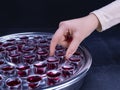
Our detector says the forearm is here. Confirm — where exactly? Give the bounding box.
[92,0,120,32]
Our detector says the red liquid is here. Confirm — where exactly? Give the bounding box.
[2,65,15,76]
[47,56,59,70]
[34,62,47,74]
[47,70,61,85]
[2,66,14,71]
[55,51,65,64]
[0,42,3,46]
[16,40,26,51]
[47,56,58,62]
[20,36,29,41]
[69,55,81,68]
[27,75,41,89]
[6,46,17,51]
[47,71,61,77]
[36,49,48,60]
[9,52,21,64]
[6,78,21,86]
[34,62,47,68]
[0,47,6,57]
[0,60,5,65]
[38,44,49,50]
[22,45,35,53]
[69,56,81,62]
[62,65,74,78]
[3,42,14,47]
[27,75,41,82]
[39,39,47,44]
[7,39,16,43]
[27,39,37,46]
[62,65,74,70]
[19,36,29,45]
[34,36,42,40]
[16,65,30,70]
[0,47,5,52]
[16,65,30,77]
[23,53,36,64]
[74,51,81,55]
[56,51,65,56]
[35,68,45,74]
[37,49,47,55]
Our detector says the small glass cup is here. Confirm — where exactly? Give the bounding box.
[39,39,47,44]
[34,36,42,43]
[47,70,61,85]
[27,74,42,89]
[47,56,59,70]
[23,53,36,65]
[1,64,16,77]
[36,49,48,61]
[55,50,65,64]
[8,52,21,64]
[61,64,74,78]
[74,49,84,59]
[16,63,30,79]
[33,61,47,75]
[5,77,22,90]
[7,39,16,44]
[6,45,18,55]
[68,55,81,68]
[16,40,26,52]
[20,36,29,43]
[22,45,35,53]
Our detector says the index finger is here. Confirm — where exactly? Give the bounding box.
[49,27,64,56]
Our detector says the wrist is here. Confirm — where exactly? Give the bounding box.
[87,13,101,30]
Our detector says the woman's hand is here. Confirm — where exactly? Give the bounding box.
[50,14,100,59]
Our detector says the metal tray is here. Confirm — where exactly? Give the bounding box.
[0,32,92,90]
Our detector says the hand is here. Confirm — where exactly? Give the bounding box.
[50,14,100,59]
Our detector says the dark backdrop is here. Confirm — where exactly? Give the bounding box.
[0,0,114,28]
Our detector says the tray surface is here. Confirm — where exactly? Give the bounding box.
[0,32,92,90]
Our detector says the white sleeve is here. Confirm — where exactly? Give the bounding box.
[91,0,120,32]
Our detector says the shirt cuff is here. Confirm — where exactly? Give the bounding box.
[91,10,107,32]
[91,0,120,32]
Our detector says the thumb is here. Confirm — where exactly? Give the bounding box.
[65,37,82,59]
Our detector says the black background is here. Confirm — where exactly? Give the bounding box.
[0,0,114,29]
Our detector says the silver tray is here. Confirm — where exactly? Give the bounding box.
[0,32,92,90]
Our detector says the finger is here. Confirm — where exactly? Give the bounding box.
[49,27,65,56]
[58,35,69,48]
[65,36,83,59]
[58,40,69,48]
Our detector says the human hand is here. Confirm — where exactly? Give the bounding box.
[50,14,100,59]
